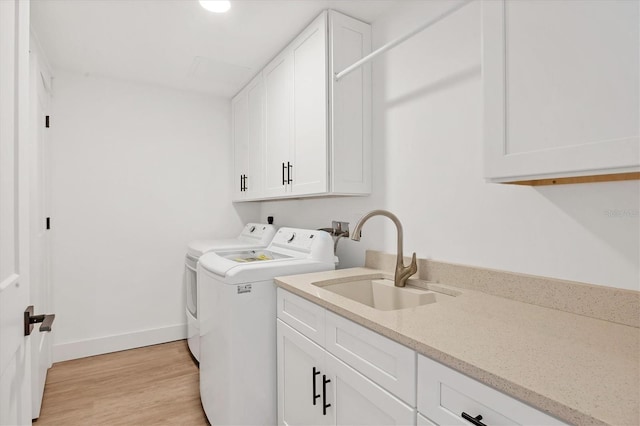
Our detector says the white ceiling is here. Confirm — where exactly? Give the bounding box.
[31,0,399,97]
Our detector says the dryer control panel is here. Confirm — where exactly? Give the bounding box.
[239,223,277,244]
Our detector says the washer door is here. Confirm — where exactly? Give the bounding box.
[185,256,198,317]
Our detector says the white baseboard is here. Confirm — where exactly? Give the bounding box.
[52,324,187,363]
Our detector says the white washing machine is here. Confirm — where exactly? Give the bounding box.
[198,227,336,426]
[184,223,277,362]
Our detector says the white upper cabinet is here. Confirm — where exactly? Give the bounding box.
[234,10,371,201]
[232,74,264,200]
[483,0,639,183]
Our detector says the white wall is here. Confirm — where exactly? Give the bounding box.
[50,71,259,361]
[261,1,640,291]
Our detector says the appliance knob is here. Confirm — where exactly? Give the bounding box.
[287,232,296,243]
[250,226,256,233]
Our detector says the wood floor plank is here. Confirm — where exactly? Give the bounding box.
[36,340,209,425]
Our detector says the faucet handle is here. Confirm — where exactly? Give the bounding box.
[408,252,417,273]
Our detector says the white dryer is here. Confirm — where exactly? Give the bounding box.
[184,223,277,362]
[198,227,336,426]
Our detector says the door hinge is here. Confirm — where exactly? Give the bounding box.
[45,115,50,128]
[46,217,50,230]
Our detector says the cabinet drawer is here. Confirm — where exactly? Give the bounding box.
[325,310,416,406]
[417,355,567,426]
[277,288,325,346]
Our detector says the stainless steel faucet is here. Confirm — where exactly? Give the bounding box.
[351,209,417,287]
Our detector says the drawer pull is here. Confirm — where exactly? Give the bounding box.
[462,412,487,426]
[312,367,321,405]
[322,375,331,415]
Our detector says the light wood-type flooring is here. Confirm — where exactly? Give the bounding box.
[36,340,209,425]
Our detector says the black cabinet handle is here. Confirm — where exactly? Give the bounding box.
[462,412,486,426]
[282,162,286,185]
[287,162,293,184]
[312,367,321,405]
[322,375,331,415]
[243,174,248,191]
[240,174,243,192]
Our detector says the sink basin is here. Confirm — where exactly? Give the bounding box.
[316,278,439,311]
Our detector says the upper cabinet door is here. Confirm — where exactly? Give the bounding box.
[329,10,372,194]
[246,75,265,198]
[264,51,294,197]
[483,0,639,182]
[231,88,249,201]
[290,12,329,196]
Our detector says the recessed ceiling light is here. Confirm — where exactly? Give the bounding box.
[199,0,231,13]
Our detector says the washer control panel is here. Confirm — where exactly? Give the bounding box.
[271,228,323,252]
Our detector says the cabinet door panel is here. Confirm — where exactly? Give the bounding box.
[264,53,293,196]
[329,10,372,194]
[277,320,329,426]
[326,353,416,426]
[246,75,264,198]
[231,90,248,201]
[291,12,328,196]
[483,0,639,181]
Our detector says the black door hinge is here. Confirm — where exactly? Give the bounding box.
[45,116,50,128]
[46,217,50,230]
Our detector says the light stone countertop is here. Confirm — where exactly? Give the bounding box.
[275,267,640,426]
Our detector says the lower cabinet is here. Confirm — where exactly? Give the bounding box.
[277,320,415,426]
[277,288,569,426]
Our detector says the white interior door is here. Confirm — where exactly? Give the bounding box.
[0,0,32,424]
[29,40,53,420]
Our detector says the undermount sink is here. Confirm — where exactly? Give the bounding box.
[314,277,446,311]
